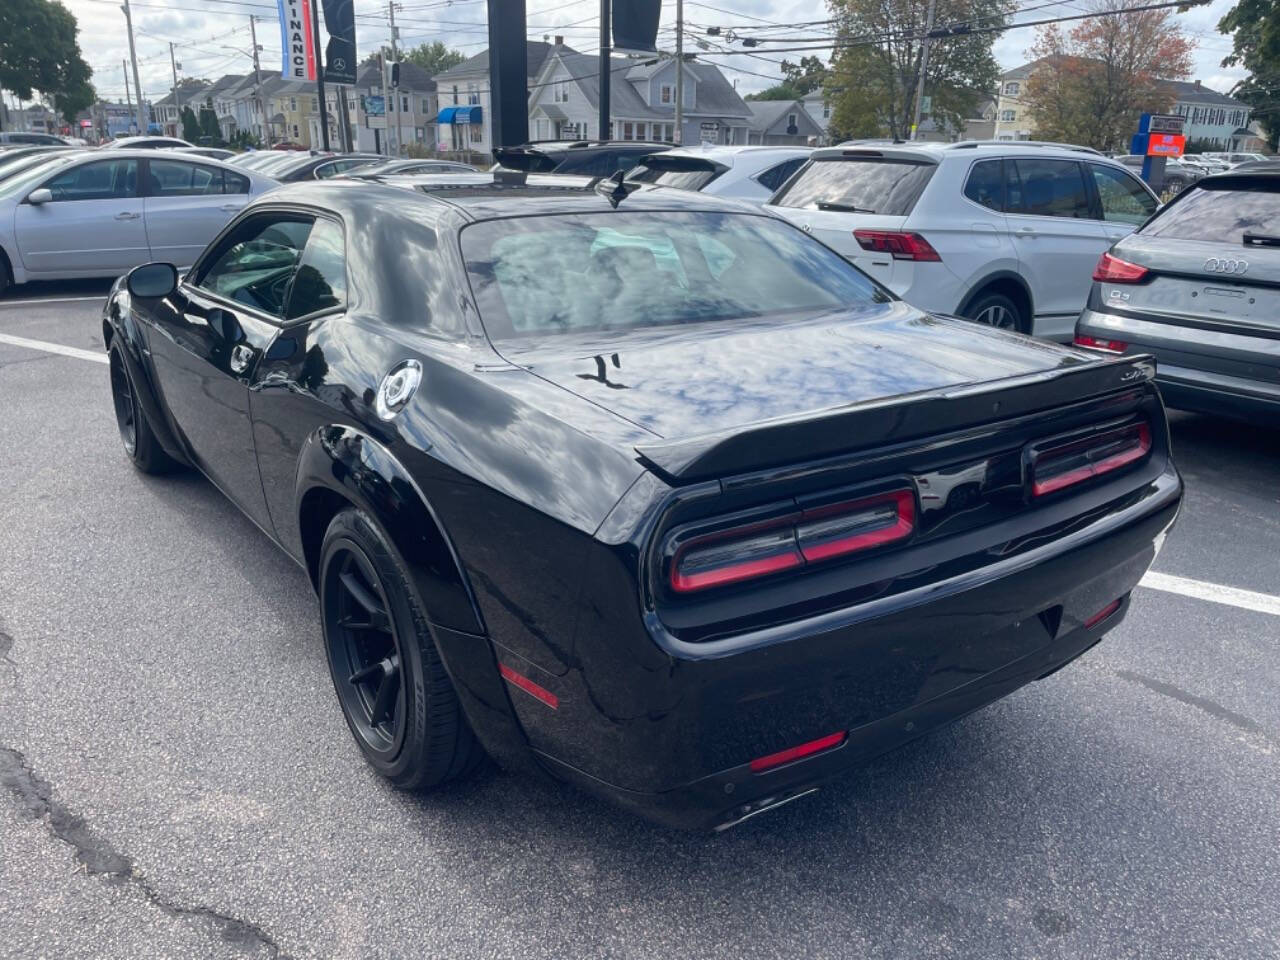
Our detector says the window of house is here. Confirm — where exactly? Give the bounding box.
[787,113,797,129]
[292,124,299,138]
[467,84,479,105]
[471,123,481,143]
[422,98,430,113]
[289,97,297,111]
[1004,81,1020,95]
[402,95,410,112]
[622,121,634,141]
[660,84,673,104]
[1001,109,1015,122]
[310,97,317,111]
[452,84,459,105]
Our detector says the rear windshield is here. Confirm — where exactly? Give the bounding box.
[1141,180,1280,244]
[771,156,935,214]
[627,160,723,191]
[461,211,889,340]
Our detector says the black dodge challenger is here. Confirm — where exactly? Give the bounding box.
[103,173,1182,829]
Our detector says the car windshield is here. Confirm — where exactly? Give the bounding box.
[1141,181,1280,244]
[461,211,889,340]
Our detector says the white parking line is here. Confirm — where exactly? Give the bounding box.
[1139,571,1280,618]
[0,296,106,307]
[0,332,107,364]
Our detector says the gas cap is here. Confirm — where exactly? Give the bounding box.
[375,360,422,421]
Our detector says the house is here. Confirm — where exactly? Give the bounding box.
[526,45,753,146]
[433,40,567,154]
[960,97,997,141]
[1162,80,1255,150]
[153,78,211,137]
[744,99,824,145]
[802,87,832,143]
[265,78,320,146]
[323,60,438,154]
[993,63,1037,141]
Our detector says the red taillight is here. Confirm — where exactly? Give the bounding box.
[1030,422,1152,497]
[1074,334,1129,353]
[1092,251,1148,283]
[669,488,915,594]
[853,229,941,261]
[749,731,846,773]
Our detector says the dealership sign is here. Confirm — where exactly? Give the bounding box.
[1146,133,1186,157]
[278,0,318,81]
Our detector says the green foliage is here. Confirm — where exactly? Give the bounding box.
[230,129,261,149]
[746,57,827,101]
[0,0,94,121]
[181,106,201,143]
[1220,0,1280,150]
[198,105,221,144]
[827,0,1012,140]
[362,41,465,76]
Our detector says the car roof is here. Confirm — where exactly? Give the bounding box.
[503,139,670,155]
[249,172,765,222]
[644,144,812,164]
[814,140,1105,163]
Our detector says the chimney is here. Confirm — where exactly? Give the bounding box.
[554,35,564,46]
[1194,79,1201,89]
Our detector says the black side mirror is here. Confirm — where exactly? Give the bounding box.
[126,262,178,299]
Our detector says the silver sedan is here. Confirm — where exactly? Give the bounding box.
[0,149,276,295]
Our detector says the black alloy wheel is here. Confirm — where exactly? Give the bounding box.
[110,350,138,457]
[323,544,407,760]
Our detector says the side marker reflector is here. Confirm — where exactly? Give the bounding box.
[1084,598,1123,629]
[499,663,559,710]
[749,731,847,773]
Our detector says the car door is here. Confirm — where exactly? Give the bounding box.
[1005,157,1110,338]
[144,212,315,529]
[12,157,147,275]
[142,158,252,267]
[1087,162,1159,245]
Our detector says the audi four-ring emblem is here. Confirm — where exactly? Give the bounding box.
[1203,257,1249,275]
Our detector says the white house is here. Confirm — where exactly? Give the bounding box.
[744,99,824,145]
[802,87,832,143]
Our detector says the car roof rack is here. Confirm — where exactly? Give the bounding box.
[947,140,1102,155]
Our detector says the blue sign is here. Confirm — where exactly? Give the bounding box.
[363,95,385,117]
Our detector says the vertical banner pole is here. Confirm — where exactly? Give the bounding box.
[310,0,331,149]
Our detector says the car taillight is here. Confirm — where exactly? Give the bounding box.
[1073,334,1129,353]
[1029,422,1152,497]
[853,229,941,261]
[669,488,916,594]
[1092,251,1148,283]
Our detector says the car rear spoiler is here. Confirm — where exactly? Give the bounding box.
[492,146,558,173]
[634,354,1156,483]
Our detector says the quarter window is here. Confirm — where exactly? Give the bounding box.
[286,218,346,319]
[963,159,1004,211]
[196,215,314,318]
[1089,164,1157,226]
[755,157,805,192]
[1009,158,1092,219]
[147,159,233,196]
[41,159,138,201]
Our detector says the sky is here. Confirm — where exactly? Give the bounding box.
[40,0,1248,109]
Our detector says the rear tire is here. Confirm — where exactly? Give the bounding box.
[109,346,178,474]
[963,291,1025,333]
[0,249,11,299]
[319,507,486,790]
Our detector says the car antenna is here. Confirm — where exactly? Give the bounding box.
[595,170,640,209]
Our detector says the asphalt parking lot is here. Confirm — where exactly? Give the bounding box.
[1,282,1278,960]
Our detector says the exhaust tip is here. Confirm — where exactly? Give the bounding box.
[713,787,820,832]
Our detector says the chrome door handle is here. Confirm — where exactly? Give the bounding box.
[218,203,240,212]
[1015,226,1035,236]
[115,211,141,220]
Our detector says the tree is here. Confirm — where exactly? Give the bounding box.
[1021,0,1193,151]
[198,104,221,144]
[181,106,201,143]
[746,56,828,101]
[1220,0,1280,150]
[0,0,94,122]
[826,0,1013,141]
[362,41,465,75]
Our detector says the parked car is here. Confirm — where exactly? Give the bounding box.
[1204,151,1269,168]
[172,146,236,161]
[767,141,1160,340]
[344,158,479,179]
[1075,168,1280,422]
[1114,155,1202,194]
[626,145,811,203]
[494,139,670,176]
[0,132,71,146]
[226,150,301,171]
[0,150,276,295]
[101,135,196,150]
[0,146,79,185]
[101,174,1181,829]
[269,152,383,181]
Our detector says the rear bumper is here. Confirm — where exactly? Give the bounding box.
[1077,307,1280,421]
[508,467,1181,830]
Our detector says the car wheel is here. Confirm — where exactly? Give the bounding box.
[109,346,178,474]
[319,507,486,790]
[964,291,1024,333]
[0,252,11,299]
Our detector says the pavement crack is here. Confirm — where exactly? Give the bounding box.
[0,745,291,958]
[1116,670,1275,744]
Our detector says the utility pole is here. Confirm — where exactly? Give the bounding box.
[122,61,134,133]
[598,0,610,139]
[249,16,271,146]
[910,0,938,141]
[388,1,401,155]
[169,42,181,137]
[674,0,683,144]
[309,0,331,150]
[122,0,146,135]
[379,51,391,156]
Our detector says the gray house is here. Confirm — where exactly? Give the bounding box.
[745,99,824,145]
[528,48,752,146]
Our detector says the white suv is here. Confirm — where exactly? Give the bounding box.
[627,145,812,204]
[767,141,1160,339]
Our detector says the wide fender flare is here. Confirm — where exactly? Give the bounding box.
[955,268,1035,319]
[294,425,485,637]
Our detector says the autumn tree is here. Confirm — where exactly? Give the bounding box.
[1219,0,1280,150]
[827,0,1013,140]
[1021,0,1193,151]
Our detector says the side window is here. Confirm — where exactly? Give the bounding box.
[963,159,1004,211]
[224,170,250,195]
[1090,164,1157,226]
[285,218,346,319]
[42,159,138,201]
[148,159,222,196]
[755,157,805,193]
[196,216,314,317]
[1010,158,1092,219]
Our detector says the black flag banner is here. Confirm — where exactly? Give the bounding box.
[322,0,357,84]
[612,0,661,53]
